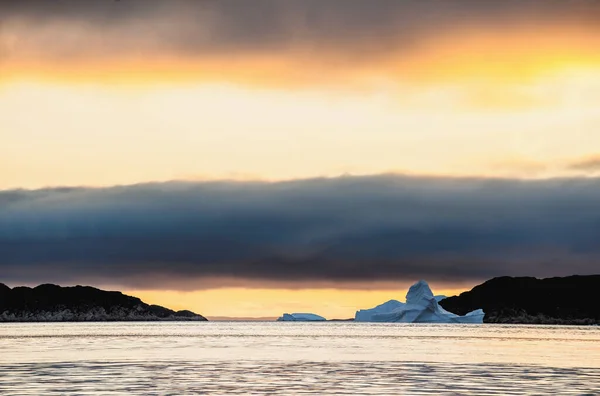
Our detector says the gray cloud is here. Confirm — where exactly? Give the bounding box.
[569,156,600,173]
[2,0,599,62]
[1,175,599,289]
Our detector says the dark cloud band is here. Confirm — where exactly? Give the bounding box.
[1,175,599,288]
[2,0,599,62]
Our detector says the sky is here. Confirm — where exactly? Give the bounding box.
[1,0,600,318]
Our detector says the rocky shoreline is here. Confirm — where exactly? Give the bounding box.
[0,283,207,322]
[439,275,600,325]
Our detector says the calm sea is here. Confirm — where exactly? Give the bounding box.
[0,322,599,395]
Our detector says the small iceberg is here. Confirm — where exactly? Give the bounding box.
[354,280,484,323]
[277,313,327,321]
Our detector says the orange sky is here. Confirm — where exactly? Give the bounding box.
[3,23,600,190]
[3,25,600,86]
[126,285,469,320]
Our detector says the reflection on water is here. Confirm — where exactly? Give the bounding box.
[0,323,599,395]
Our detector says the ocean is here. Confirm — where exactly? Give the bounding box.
[1,322,599,395]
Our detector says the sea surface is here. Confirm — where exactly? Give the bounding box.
[0,322,599,395]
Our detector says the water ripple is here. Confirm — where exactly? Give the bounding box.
[1,323,599,394]
[0,360,598,395]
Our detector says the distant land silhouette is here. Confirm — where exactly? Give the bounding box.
[440,275,600,325]
[2,276,599,324]
[0,283,207,322]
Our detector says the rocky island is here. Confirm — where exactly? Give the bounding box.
[439,275,600,325]
[0,283,207,322]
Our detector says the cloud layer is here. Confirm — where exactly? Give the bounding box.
[2,0,600,86]
[1,175,599,289]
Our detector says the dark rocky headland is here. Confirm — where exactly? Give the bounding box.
[0,283,207,322]
[440,275,600,325]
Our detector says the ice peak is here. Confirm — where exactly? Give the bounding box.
[405,280,435,306]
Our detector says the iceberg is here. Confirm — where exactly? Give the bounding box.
[355,300,405,322]
[277,313,326,321]
[354,280,484,323]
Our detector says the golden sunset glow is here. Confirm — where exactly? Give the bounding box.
[126,286,468,319]
[2,66,600,190]
[3,23,600,190]
[3,26,600,86]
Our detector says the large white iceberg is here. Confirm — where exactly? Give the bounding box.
[355,300,405,322]
[354,280,484,323]
[277,313,326,321]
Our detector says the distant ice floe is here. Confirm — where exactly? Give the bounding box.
[277,313,327,321]
[354,280,484,323]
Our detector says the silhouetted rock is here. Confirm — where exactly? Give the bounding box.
[0,283,207,322]
[439,276,600,325]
